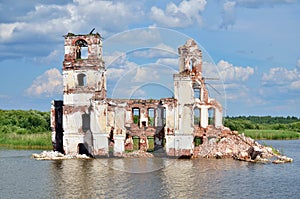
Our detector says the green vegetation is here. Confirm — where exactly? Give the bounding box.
[148,116,154,126]
[261,142,281,155]
[133,115,139,124]
[224,116,300,140]
[0,109,52,149]
[1,109,299,149]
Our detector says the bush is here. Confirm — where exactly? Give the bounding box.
[0,110,50,134]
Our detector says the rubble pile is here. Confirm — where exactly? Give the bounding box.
[123,150,154,158]
[195,126,293,164]
[32,151,91,160]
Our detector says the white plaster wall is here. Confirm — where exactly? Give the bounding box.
[125,110,132,125]
[166,105,175,129]
[86,70,100,87]
[96,104,107,133]
[200,107,208,128]
[65,46,72,55]
[181,106,193,134]
[63,71,76,89]
[139,109,147,126]
[64,93,93,105]
[165,135,194,155]
[90,106,99,133]
[63,134,84,154]
[115,107,126,135]
[63,70,102,92]
[215,109,223,128]
[92,134,108,156]
[63,111,83,135]
[114,135,125,155]
[174,76,193,103]
[107,111,115,129]
[174,76,194,135]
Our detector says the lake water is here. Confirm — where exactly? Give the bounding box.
[0,140,299,199]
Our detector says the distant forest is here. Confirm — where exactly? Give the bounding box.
[0,110,50,134]
[223,115,300,132]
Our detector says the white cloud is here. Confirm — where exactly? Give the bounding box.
[111,85,147,99]
[219,0,297,29]
[204,60,255,82]
[33,49,62,65]
[291,80,300,89]
[25,68,62,97]
[150,0,207,28]
[262,67,300,87]
[0,22,25,42]
[104,51,139,80]
[156,58,179,69]
[220,1,236,29]
[132,43,177,59]
[133,67,159,82]
[0,1,144,44]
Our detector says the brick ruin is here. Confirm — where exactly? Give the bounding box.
[51,32,223,157]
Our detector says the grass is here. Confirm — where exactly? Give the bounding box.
[261,142,282,155]
[0,132,52,149]
[244,129,300,140]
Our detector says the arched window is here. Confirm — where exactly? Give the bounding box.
[75,39,88,59]
[78,73,86,86]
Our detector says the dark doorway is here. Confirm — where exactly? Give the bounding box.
[78,143,91,156]
[53,100,64,154]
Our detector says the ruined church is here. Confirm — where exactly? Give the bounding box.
[51,32,223,157]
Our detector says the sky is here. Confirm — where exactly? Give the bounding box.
[0,0,300,117]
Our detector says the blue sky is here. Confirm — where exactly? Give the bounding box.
[0,0,300,117]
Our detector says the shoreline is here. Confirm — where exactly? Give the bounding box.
[1,137,299,150]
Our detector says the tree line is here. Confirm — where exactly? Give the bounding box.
[0,109,50,135]
[223,116,300,132]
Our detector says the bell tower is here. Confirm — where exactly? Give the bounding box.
[62,32,106,155]
[62,32,106,104]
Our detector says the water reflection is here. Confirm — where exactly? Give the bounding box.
[47,157,253,198]
[99,158,174,173]
[2,140,297,199]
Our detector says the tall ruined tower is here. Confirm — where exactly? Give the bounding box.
[62,32,106,155]
[165,39,222,157]
[174,39,222,130]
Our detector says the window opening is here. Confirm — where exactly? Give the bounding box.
[82,113,90,132]
[162,107,166,125]
[189,59,193,70]
[148,108,155,126]
[194,108,200,126]
[78,73,86,86]
[75,39,88,59]
[132,108,140,126]
[194,88,200,99]
[81,46,88,59]
[208,108,215,126]
[193,83,201,99]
